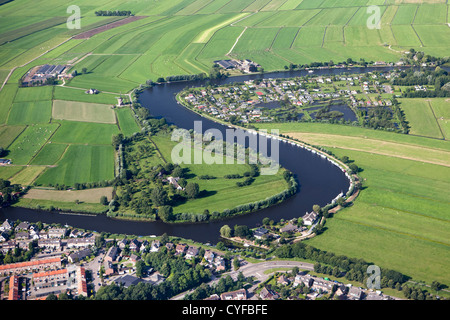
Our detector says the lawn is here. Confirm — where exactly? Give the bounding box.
[7,100,53,125]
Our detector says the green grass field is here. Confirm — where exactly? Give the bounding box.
[50,120,119,145]
[6,123,59,165]
[0,0,449,291]
[151,132,290,214]
[254,121,450,286]
[34,144,115,187]
[52,100,116,124]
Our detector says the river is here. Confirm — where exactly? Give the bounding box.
[0,66,412,244]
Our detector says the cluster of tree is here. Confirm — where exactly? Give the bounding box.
[184,273,248,300]
[286,58,372,71]
[391,98,410,133]
[209,64,229,80]
[360,105,397,131]
[94,10,132,16]
[314,105,344,120]
[198,175,216,180]
[401,284,440,300]
[274,242,407,290]
[94,248,211,300]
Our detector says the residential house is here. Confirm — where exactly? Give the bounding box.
[38,238,61,250]
[311,278,335,293]
[204,250,214,264]
[150,240,160,252]
[15,221,30,232]
[277,275,290,285]
[105,246,119,263]
[214,256,226,272]
[175,244,187,255]
[130,253,140,263]
[15,231,29,241]
[118,238,128,250]
[294,274,314,288]
[0,232,8,242]
[66,237,95,249]
[259,287,278,300]
[139,240,149,252]
[335,284,348,297]
[0,219,13,232]
[129,239,140,252]
[0,240,16,253]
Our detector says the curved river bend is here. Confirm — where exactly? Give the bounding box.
[0,67,402,244]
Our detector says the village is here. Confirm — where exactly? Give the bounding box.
[179,69,416,126]
[0,217,398,301]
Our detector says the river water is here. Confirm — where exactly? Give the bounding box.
[0,66,410,244]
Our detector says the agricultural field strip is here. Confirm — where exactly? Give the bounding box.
[284,132,450,167]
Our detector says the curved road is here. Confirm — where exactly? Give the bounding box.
[171,260,314,300]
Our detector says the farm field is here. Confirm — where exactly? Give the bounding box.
[34,144,115,187]
[150,132,290,214]
[115,107,140,137]
[52,100,116,124]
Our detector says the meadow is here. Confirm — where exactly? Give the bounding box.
[52,100,116,124]
[34,144,115,187]
[0,0,449,289]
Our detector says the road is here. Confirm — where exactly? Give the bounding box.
[171,260,314,300]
